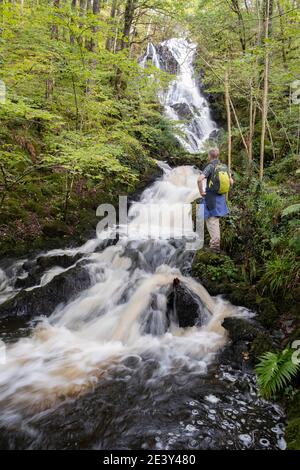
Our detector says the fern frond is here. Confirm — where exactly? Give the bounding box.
[255,348,300,399]
[282,203,300,218]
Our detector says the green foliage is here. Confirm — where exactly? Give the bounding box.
[0,0,186,252]
[282,203,300,218]
[261,253,299,295]
[256,348,300,400]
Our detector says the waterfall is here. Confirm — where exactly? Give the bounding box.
[141,38,217,153]
[0,40,285,449]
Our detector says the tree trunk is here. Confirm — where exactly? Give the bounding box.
[90,0,100,52]
[106,0,118,51]
[248,79,256,169]
[51,0,60,40]
[70,0,77,45]
[277,0,288,69]
[78,0,87,47]
[259,0,272,182]
[121,0,138,50]
[230,0,247,52]
[225,70,232,173]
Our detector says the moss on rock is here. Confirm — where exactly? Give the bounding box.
[286,417,300,450]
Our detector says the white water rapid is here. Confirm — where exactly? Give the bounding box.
[0,165,240,416]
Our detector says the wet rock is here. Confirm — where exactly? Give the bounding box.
[255,296,279,328]
[0,265,91,320]
[15,253,83,289]
[156,44,179,74]
[220,317,273,369]
[171,102,193,120]
[36,253,82,271]
[167,279,200,328]
[209,129,220,140]
[15,273,38,289]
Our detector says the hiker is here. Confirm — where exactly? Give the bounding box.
[197,148,233,253]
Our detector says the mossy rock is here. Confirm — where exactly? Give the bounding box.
[192,249,240,291]
[287,391,300,415]
[220,317,273,368]
[285,391,300,450]
[226,283,257,310]
[250,332,274,362]
[42,220,70,238]
[255,296,279,328]
[286,417,300,450]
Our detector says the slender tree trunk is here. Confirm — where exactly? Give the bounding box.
[90,0,100,52]
[248,80,254,166]
[259,0,271,181]
[70,0,77,45]
[106,0,118,51]
[225,69,232,172]
[277,0,288,69]
[51,0,60,40]
[86,0,101,93]
[230,97,249,155]
[78,0,87,47]
[121,0,138,50]
[230,0,247,52]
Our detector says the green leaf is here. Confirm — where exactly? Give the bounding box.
[256,348,300,399]
[282,204,300,218]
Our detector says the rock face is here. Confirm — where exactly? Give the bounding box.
[15,254,82,289]
[156,43,179,74]
[0,264,91,320]
[167,279,201,328]
[171,103,194,121]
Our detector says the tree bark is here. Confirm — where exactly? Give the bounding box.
[259,0,272,181]
[90,0,100,52]
[225,69,232,173]
[70,0,77,45]
[106,0,118,51]
[51,0,60,40]
[230,0,247,52]
[121,0,138,50]
[277,0,288,69]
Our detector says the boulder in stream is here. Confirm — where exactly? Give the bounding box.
[167,279,201,328]
[0,264,91,320]
[220,317,274,369]
[15,253,83,289]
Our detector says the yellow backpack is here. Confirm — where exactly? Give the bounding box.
[208,163,230,195]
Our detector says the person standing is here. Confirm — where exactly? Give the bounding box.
[197,148,233,253]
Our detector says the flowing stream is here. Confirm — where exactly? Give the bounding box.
[0,39,285,450]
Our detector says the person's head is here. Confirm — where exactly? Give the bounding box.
[208,148,220,161]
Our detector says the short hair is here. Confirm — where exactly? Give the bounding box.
[209,148,220,159]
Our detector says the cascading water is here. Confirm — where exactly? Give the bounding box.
[0,165,285,450]
[0,40,285,450]
[141,38,218,152]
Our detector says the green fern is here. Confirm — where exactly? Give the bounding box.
[256,348,300,399]
[282,203,300,218]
